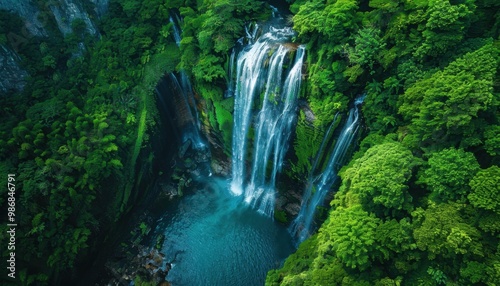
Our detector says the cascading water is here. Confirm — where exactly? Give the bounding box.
[169,13,182,46]
[168,10,206,150]
[225,23,259,99]
[224,48,236,98]
[162,73,206,149]
[290,97,364,243]
[155,11,299,286]
[230,23,305,217]
[151,11,296,286]
[245,23,259,44]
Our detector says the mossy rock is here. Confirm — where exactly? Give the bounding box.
[274,209,288,224]
[155,234,165,250]
[213,100,234,148]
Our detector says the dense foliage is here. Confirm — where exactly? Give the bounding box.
[0,0,270,284]
[1,0,499,285]
[174,0,270,153]
[1,0,179,284]
[267,0,500,285]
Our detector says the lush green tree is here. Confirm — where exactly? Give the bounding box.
[468,166,500,214]
[375,218,415,261]
[413,203,482,260]
[318,205,381,270]
[414,0,475,58]
[291,0,326,37]
[484,125,500,157]
[0,0,179,283]
[268,0,500,285]
[192,54,226,82]
[362,77,401,132]
[399,42,499,148]
[178,0,267,82]
[266,234,319,286]
[338,142,416,215]
[418,148,479,202]
[460,260,488,285]
[306,256,347,286]
[345,27,386,70]
[315,0,359,42]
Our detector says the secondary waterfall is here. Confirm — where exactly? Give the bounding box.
[169,12,182,46]
[230,23,305,217]
[290,98,364,243]
[168,10,206,150]
[224,47,236,98]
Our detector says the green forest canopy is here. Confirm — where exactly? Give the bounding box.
[267,0,500,285]
[0,0,499,285]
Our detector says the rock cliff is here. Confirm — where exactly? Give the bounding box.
[0,0,108,93]
[0,45,28,92]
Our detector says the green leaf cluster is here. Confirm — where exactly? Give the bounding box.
[268,0,500,284]
[0,0,179,283]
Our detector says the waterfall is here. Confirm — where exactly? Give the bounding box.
[225,48,236,98]
[226,23,259,99]
[245,23,259,44]
[169,12,182,46]
[290,98,364,243]
[230,22,305,217]
[167,10,206,150]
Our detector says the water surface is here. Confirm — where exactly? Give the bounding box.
[157,177,295,286]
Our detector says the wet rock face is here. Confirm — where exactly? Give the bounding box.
[0,0,106,37]
[0,45,28,93]
[48,0,98,36]
[105,242,171,285]
[89,0,108,19]
[210,159,230,177]
[298,99,316,123]
[0,0,109,93]
[0,0,48,37]
[275,187,303,218]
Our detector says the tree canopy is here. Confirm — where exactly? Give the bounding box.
[267,0,500,285]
